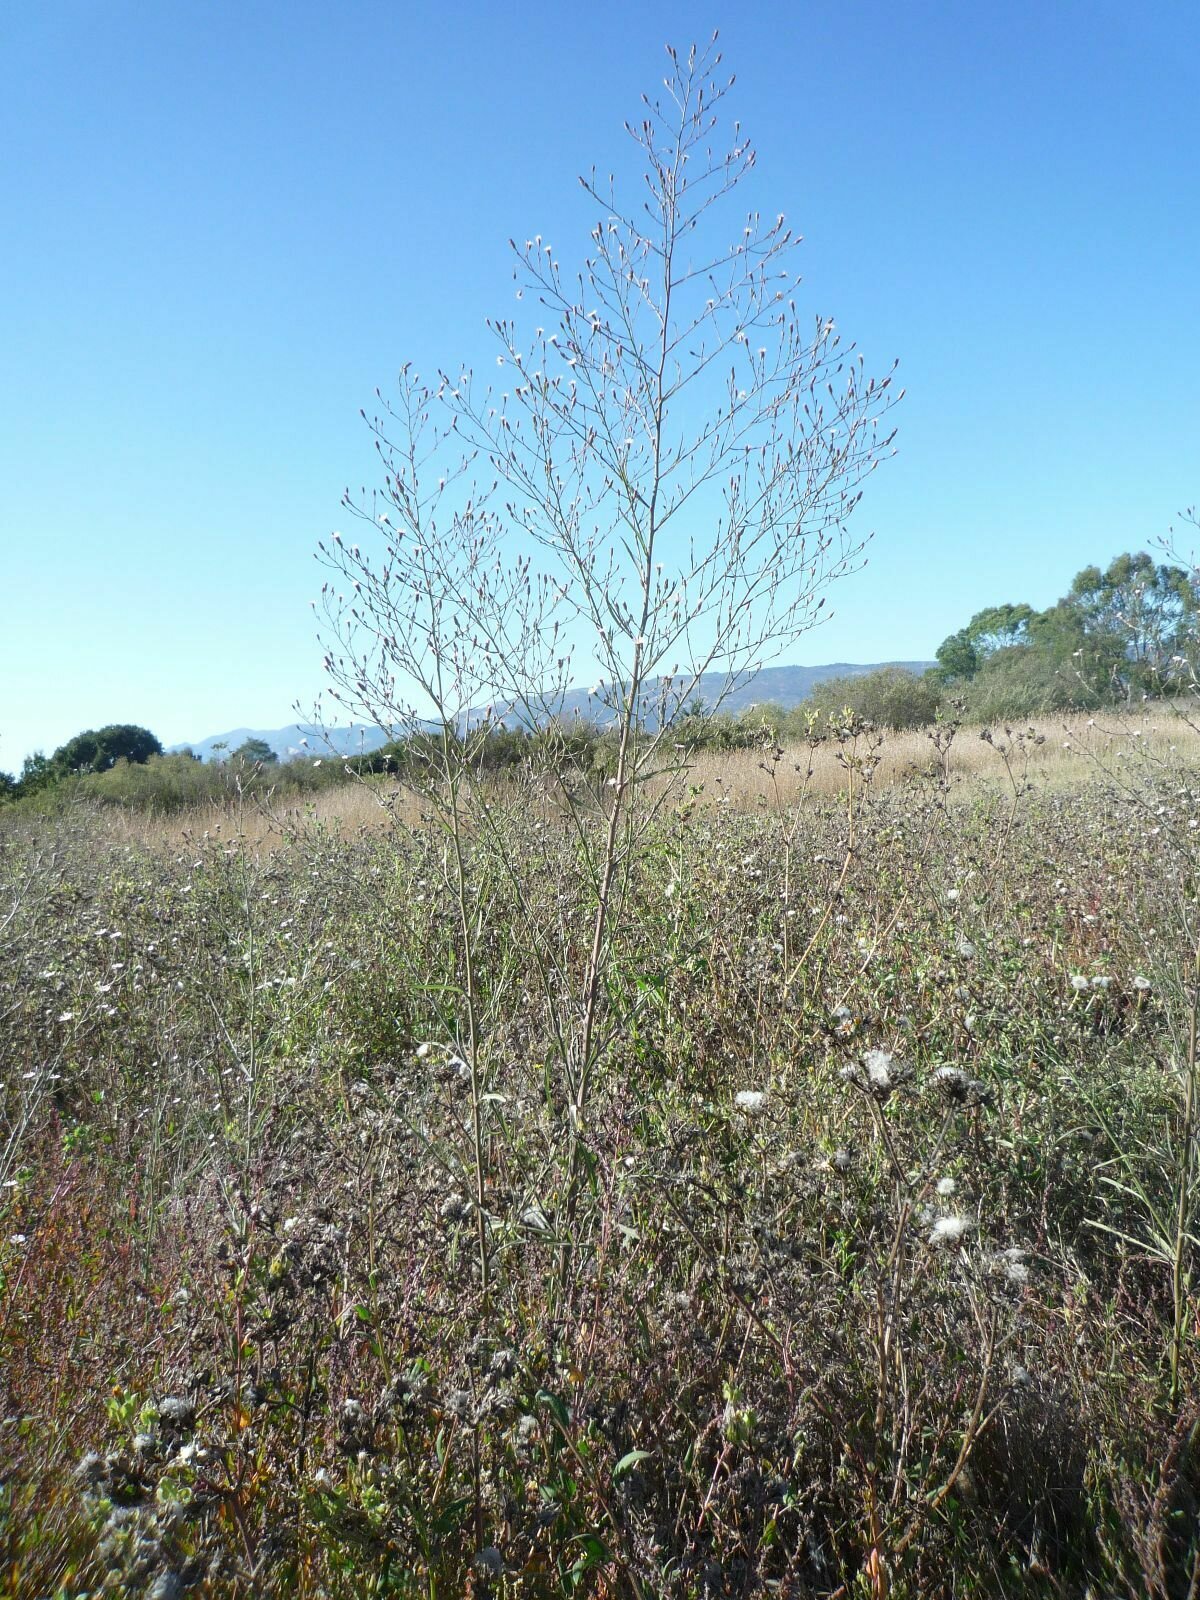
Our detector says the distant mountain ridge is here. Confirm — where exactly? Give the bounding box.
[172,662,932,762]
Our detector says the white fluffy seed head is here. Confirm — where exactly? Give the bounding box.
[735,1089,767,1114]
[930,1214,972,1246]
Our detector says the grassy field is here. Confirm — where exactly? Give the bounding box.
[84,703,1200,853]
[3,713,1200,1597]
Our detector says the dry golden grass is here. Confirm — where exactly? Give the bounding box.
[95,775,423,854]
[94,704,1200,853]
[685,704,1200,808]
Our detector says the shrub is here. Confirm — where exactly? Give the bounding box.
[961,644,1103,721]
[798,665,944,729]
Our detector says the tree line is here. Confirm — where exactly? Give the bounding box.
[0,727,278,806]
[4,547,1197,807]
[801,548,1200,732]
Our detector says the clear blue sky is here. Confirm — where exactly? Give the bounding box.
[3,0,1197,769]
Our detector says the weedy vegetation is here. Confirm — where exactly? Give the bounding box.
[5,714,1200,1598]
[4,38,1200,1600]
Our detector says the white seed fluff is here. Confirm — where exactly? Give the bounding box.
[735,1090,767,1114]
[930,1214,972,1246]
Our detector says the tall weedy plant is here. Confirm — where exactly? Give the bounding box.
[317,36,900,1262]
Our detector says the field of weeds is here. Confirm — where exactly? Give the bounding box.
[3,725,1200,1598]
[82,706,1200,857]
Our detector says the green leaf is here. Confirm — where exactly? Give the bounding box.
[537,1388,571,1432]
[431,1495,472,1536]
[613,1448,651,1480]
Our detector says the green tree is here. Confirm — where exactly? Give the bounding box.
[17,752,55,794]
[932,552,1199,714]
[933,603,1035,683]
[51,724,162,775]
[933,628,979,684]
[964,601,1121,717]
[965,602,1036,656]
[1067,552,1199,697]
[231,737,278,765]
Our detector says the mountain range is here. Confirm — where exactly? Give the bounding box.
[172,661,933,762]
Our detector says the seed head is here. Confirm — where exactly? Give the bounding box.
[932,1066,990,1106]
[988,1246,1030,1286]
[930,1214,972,1246]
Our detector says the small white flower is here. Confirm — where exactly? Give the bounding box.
[735,1090,767,1114]
[930,1214,972,1246]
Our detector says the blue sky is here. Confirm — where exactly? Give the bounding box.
[2,0,1197,769]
